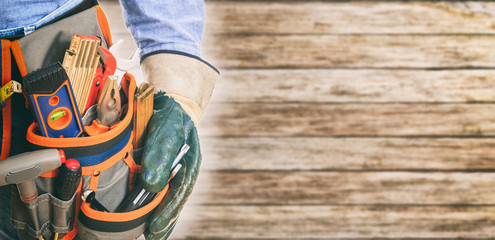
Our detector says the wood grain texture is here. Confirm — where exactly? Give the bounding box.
[191,171,495,205]
[172,205,495,239]
[206,1,495,34]
[200,137,495,170]
[200,103,495,137]
[102,2,495,69]
[214,69,495,103]
[203,35,495,68]
[100,1,495,239]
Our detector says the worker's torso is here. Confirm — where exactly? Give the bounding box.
[0,0,82,38]
[0,0,75,157]
[0,0,95,158]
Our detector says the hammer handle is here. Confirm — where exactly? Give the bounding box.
[0,149,65,186]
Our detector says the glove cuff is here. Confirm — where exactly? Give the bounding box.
[165,93,202,125]
[141,53,219,123]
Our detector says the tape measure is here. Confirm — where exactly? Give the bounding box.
[0,80,22,103]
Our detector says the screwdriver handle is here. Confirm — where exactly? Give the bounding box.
[114,183,157,213]
[55,159,82,200]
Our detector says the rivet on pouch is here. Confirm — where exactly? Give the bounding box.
[93,170,101,176]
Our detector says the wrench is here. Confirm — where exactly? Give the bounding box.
[108,39,140,86]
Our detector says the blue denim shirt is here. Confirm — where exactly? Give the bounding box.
[0,0,205,58]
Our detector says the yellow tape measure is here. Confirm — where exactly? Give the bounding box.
[0,80,22,103]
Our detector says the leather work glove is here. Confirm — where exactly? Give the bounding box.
[139,53,218,240]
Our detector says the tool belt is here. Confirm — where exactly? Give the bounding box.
[1,2,166,240]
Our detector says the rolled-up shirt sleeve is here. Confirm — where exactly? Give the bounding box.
[119,0,205,60]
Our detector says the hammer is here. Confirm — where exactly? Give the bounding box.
[0,149,66,239]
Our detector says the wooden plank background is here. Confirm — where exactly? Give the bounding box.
[101,1,495,239]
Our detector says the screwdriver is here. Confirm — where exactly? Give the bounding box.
[54,159,82,240]
[55,159,82,200]
[81,189,110,212]
[115,144,189,212]
[114,163,182,213]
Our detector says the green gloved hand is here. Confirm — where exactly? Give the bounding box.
[141,94,200,239]
[140,53,218,240]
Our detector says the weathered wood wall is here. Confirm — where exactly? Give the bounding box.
[101,1,495,239]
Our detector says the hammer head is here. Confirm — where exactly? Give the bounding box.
[0,149,65,186]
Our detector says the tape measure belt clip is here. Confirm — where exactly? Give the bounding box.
[0,80,22,103]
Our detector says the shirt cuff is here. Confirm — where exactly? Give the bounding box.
[141,50,219,74]
[139,42,201,61]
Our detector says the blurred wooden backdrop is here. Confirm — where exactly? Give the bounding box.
[101,1,495,239]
